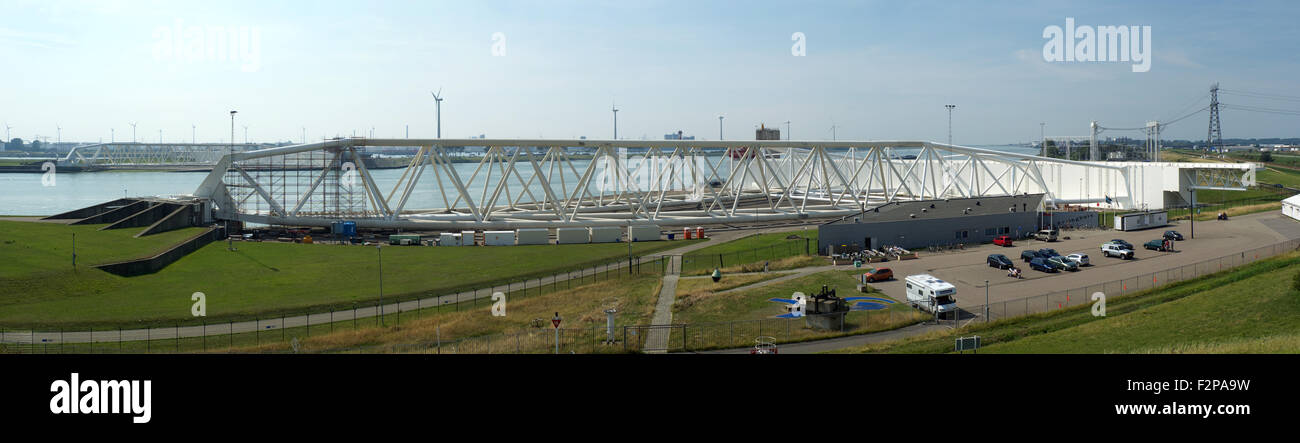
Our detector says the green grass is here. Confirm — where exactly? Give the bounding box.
[681,228,817,273]
[0,219,696,328]
[836,250,1300,354]
[1259,167,1300,188]
[669,269,925,350]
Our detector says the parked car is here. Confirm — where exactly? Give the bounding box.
[1029,257,1057,272]
[987,254,1014,269]
[862,267,894,283]
[1108,239,1134,250]
[1038,248,1062,259]
[1101,243,1134,259]
[1021,250,1042,262]
[1034,229,1059,242]
[1163,230,1184,241]
[1143,239,1168,251]
[1048,256,1078,271]
[1066,253,1090,266]
[993,235,1014,247]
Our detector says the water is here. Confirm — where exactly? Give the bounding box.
[0,145,1038,216]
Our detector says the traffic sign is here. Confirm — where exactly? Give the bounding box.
[552,312,562,329]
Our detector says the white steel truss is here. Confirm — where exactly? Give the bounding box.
[188,138,1254,230]
[58,142,262,168]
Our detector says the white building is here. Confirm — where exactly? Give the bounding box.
[1283,194,1300,221]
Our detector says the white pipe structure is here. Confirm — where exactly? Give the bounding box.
[188,138,1255,229]
[59,142,263,168]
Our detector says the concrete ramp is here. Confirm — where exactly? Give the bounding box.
[43,198,136,221]
[69,200,152,225]
[100,202,180,231]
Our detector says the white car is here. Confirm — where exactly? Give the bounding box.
[1100,244,1134,259]
[1066,253,1090,266]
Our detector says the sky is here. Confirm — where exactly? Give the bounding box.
[2,0,1299,145]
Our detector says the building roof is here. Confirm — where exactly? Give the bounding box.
[825,194,1046,225]
[1283,194,1300,207]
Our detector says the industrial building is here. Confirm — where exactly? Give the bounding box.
[818,194,1046,253]
[1283,194,1300,222]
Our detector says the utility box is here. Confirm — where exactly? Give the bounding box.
[439,232,462,246]
[461,231,477,246]
[516,228,550,245]
[627,225,661,242]
[484,230,516,246]
[1114,210,1168,231]
[589,226,621,243]
[556,227,590,244]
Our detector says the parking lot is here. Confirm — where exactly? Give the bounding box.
[860,211,1300,310]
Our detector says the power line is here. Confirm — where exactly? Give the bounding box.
[1221,103,1300,116]
[1220,89,1300,102]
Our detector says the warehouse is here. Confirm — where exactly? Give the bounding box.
[818,194,1047,254]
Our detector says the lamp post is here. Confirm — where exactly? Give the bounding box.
[718,115,724,140]
[984,280,990,323]
[945,104,956,148]
[130,122,137,143]
[377,243,384,326]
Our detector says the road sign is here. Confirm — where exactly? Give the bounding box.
[552,312,562,329]
[956,335,981,353]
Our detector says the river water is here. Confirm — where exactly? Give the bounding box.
[0,145,1035,216]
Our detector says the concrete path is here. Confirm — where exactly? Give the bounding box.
[642,274,680,353]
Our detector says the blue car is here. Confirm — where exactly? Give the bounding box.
[1030,257,1057,272]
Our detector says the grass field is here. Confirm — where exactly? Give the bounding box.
[835,250,1300,354]
[669,269,925,350]
[0,219,697,328]
[681,228,817,273]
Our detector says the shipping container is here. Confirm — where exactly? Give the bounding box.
[556,227,590,244]
[462,231,477,246]
[439,232,462,246]
[516,228,550,245]
[389,234,421,245]
[627,225,661,242]
[484,230,516,246]
[590,226,621,243]
[1114,210,1168,231]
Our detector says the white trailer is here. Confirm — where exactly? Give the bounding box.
[483,230,516,246]
[627,225,661,242]
[461,230,477,246]
[904,274,958,318]
[1114,210,1168,231]
[438,232,462,246]
[556,227,590,244]
[589,226,622,243]
[516,228,550,245]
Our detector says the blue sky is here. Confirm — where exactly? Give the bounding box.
[2,0,1298,145]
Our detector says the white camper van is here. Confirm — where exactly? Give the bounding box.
[904,274,958,318]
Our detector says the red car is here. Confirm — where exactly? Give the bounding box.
[863,268,893,283]
[993,235,1014,247]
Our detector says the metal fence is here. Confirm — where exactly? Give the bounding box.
[0,255,668,354]
[679,238,813,274]
[960,238,1300,326]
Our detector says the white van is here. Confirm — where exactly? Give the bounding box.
[904,274,958,318]
[1034,229,1059,242]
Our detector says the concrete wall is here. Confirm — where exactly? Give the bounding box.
[819,211,1039,254]
[95,227,222,277]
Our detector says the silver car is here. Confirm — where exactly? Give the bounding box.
[1066,253,1090,266]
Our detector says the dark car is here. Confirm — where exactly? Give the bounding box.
[987,254,1014,269]
[1163,230,1184,241]
[1143,239,1167,251]
[1029,257,1057,272]
[1110,239,1134,249]
[1021,250,1042,262]
[1038,248,1062,259]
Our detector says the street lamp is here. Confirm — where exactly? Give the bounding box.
[945,104,956,148]
[718,115,724,140]
[130,122,137,143]
[377,243,384,326]
[984,280,990,323]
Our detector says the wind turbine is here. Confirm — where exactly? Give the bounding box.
[430,89,444,138]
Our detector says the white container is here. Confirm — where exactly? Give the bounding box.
[556,227,590,244]
[516,228,550,245]
[439,232,462,246]
[484,230,516,246]
[627,224,660,242]
[589,226,621,243]
[462,230,477,246]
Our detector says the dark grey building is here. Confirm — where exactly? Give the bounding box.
[818,194,1046,254]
